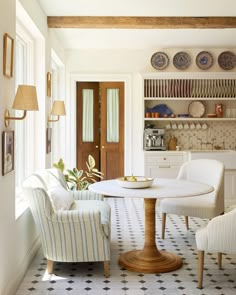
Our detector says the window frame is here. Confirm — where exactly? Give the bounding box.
[15,21,36,216]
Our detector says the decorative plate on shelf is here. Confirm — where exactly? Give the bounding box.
[196,51,214,70]
[173,51,191,70]
[151,52,169,70]
[188,101,205,118]
[218,51,236,70]
[116,176,154,189]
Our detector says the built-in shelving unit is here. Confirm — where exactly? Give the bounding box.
[143,77,236,124]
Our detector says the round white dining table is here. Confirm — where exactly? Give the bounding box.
[89,178,213,274]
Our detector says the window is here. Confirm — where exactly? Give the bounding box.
[15,23,36,214]
[51,51,66,164]
[15,1,46,218]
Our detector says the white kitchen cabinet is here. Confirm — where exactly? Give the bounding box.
[224,170,236,205]
[144,151,188,179]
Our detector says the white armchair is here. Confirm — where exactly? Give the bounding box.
[160,159,224,239]
[196,208,236,289]
[23,168,111,277]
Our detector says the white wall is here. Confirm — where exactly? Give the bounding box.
[0,1,65,295]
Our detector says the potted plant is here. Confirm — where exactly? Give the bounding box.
[53,155,103,190]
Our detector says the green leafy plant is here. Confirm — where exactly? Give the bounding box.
[53,155,103,190]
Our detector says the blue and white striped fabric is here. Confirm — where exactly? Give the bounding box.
[23,169,111,264]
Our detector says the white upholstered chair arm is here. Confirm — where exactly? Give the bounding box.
[71,190,104,201]
[49,209,110,238]
[196,209,236,253]
[50,209,101,223]
[195,227,208,251]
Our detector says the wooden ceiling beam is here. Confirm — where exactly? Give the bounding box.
[47,16,236,29]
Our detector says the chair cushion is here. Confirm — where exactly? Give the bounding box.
[47,186,74,212]
[71,200,110,225]
[160,193,217,219]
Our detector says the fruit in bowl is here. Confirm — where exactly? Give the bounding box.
[122,175,137,181]
[117,176,154,189]
[129,175,137,181]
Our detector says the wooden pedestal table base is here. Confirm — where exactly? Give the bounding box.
[118,198,183,273]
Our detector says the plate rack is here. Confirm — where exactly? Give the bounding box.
[144,78,236,98]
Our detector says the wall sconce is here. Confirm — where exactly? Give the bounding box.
[4,85,39,128]
[48,100,66,123]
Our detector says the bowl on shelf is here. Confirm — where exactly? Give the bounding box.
[207,113,217,118]
[116,176,154,189]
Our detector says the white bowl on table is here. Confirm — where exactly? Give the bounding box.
[116,176,154,189]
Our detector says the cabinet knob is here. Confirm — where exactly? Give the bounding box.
[102,146,105,149]
[163,157,166,160]
[96,145,99,148]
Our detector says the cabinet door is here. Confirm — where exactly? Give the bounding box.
[224,170,236,202]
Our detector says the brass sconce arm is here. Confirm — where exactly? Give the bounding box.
[4,109,27,127]
[48,115,60,122]
[47,100,66,123]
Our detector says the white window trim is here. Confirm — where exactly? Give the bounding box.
[15,0,46,219]
[15,22,36,218]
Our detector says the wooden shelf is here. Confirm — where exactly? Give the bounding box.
[144,97,236,101]
[144,118,236,121]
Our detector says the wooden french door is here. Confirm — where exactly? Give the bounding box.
[76,81,124,180]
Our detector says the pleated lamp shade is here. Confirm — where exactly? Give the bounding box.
[50,101,66,116]
[12,85,39,111]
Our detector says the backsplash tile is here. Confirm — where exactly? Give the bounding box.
[161,121,236,150]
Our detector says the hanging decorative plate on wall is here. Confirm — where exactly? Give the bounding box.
[218,51,236,70]
[151,52,169,70]
[173,51,191,70]
[196,51,214,70]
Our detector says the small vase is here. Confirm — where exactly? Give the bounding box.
[215,103,223,118]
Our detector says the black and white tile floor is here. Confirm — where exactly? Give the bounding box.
[16,198,236,295]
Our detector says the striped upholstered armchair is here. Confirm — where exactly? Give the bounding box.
[23,168,111,277]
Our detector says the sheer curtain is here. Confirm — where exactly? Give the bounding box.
[82,89,94,142]
[107,89,119,142]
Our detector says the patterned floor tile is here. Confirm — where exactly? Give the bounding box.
[16,198,236,295]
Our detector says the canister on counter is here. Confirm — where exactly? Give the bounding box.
[168,135,177,151]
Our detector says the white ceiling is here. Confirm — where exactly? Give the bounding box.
[37,0,236,49]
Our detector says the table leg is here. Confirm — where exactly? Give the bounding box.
[118,198,182,273]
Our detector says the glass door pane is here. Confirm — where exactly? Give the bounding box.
[107,88,119,142]
[82,89,94,142]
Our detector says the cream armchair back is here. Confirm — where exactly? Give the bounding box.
[23,168,111,277]
[160,159,224,239]
[196,208,236,289]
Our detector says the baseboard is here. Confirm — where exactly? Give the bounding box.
[3,237,40,295]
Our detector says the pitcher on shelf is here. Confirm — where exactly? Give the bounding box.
[215,103,223,118]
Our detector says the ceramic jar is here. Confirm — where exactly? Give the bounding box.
[215,103,223,118]
[168,135,177,151]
